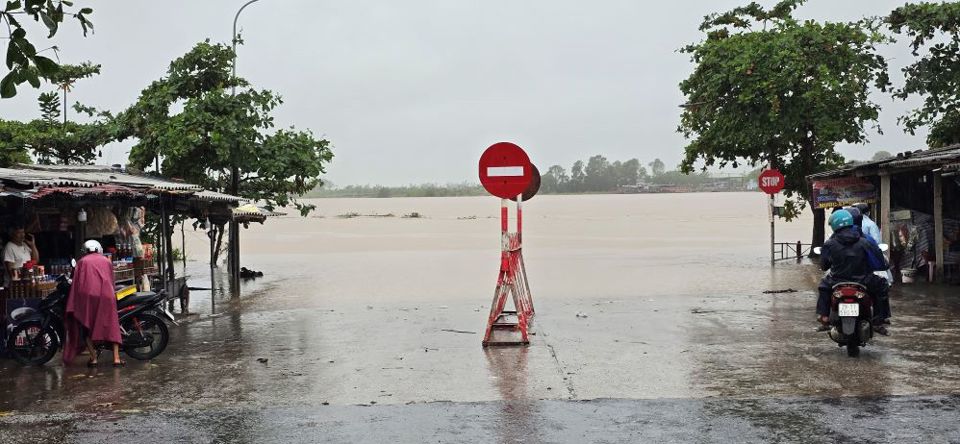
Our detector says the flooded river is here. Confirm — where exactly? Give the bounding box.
[213,192,815,309]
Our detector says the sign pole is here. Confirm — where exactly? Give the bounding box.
[770,193,775,267]
[759,167,785,267]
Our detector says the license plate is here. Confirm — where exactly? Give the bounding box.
[838,303,859,317]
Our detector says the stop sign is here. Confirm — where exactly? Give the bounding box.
[758,169,785,195]
[479,142,533,199]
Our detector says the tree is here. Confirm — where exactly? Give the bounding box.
[0,62,114,165]
[584,154,615,191]
[118,41,333,258]
[871,150,893,161]
[570,160,585,192]
[677,0,890,247]
[637,164,649,182]
[888,2,960,147]
[613,158,641,186]
[541,164,569,193]
[1,1,94,98]
[648,158,666,177]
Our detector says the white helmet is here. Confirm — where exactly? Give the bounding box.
[83,239,103,254]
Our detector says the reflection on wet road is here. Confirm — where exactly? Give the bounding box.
[1,194,959,442]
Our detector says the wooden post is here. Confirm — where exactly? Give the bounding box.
[934,172,945,282]
[880,173,891,245]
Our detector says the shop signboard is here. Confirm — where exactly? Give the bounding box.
[811,176,877,209]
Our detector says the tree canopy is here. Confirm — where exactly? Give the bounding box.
[677,0,890,244]
[0,62,114,166]
[888,1,960,147]
[1,0,94,98]
[117,41,333,216]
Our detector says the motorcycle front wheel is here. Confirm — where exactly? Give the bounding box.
[7,321,59,366]
[123,313,169,361]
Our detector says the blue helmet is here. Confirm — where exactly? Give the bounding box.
[829,209,854,232]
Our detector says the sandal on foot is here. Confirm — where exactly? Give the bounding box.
[113,360,126,368]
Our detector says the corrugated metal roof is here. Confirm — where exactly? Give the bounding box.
[195,190,244,202]
[1,164,203,191]
[30,184,149,200]
[808,145,960,180]
[0,165,244,204]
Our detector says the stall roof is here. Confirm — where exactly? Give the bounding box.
[808,145,960,181]
[233,203,286,224]
[3,164,204,191]
[0,164,245,204]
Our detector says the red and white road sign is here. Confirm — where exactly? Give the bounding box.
[479,142,533,199]
[758,169,786,195]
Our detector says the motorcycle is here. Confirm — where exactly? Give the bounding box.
[5,273,176,366]
[827,281,874,357]
[813,244,889,358]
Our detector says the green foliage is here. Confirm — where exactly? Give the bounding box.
[1,0,94,98]
[539,155,723,193]
[888,2,960,147]
[0,62,113,165]
[678,0,890,221]
[119,40,333,216]
[0,121,32,166]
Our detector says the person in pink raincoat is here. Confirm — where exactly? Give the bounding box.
[63,240,124,367]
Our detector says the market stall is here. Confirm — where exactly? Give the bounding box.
[807,145,960,283]
[0,164,243,337]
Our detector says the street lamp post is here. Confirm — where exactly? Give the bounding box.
[228,0,261,296]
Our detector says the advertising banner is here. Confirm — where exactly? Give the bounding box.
[811,177,877,209]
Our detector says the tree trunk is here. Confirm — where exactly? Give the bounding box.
[811,207,826,252]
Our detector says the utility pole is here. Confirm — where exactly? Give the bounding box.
[228,0,262,297]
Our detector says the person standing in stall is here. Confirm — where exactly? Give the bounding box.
[63,240,125,367]
[3,226,39,287]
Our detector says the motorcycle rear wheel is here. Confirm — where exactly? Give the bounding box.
[123,313,169,361]
[846,342,860,357]
[7,321,59,366]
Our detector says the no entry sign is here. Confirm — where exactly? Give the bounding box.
[759,169,785,195]
[479,142,533,199]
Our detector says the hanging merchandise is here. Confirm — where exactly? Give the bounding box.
[85,207,118,238]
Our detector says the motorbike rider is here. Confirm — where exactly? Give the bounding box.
[845,206,893,325]
[854,202,882,244]
[817,209,890,335]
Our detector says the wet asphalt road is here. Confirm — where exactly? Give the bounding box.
[2,396,959,443]
[2,269,959,443]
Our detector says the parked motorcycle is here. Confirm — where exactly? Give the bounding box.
[813,244,888,357]
[5,274,175,366]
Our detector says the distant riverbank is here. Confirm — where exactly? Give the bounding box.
[305,183,753,199]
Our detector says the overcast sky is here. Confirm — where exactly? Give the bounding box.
[0,0,928,186]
